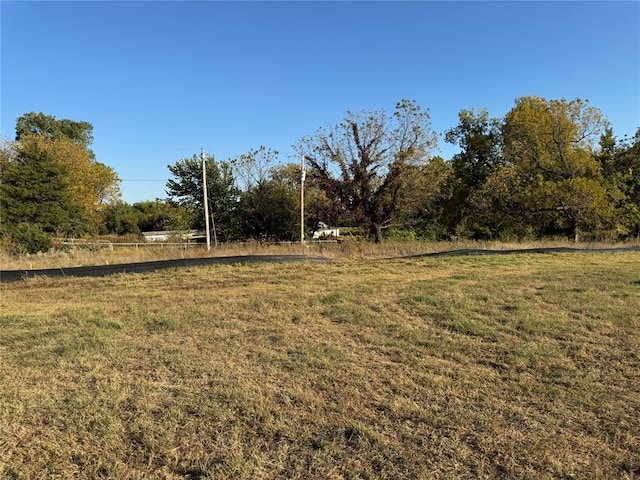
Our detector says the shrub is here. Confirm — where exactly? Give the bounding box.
[2,223,53,254]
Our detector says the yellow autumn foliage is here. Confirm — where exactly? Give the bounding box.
[20,134,120,215]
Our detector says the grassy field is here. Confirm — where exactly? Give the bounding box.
[1,251,639,479]
[2,238,635,270]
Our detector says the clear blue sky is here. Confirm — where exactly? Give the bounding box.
[2,1,639,204]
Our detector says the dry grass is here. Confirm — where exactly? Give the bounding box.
[1,252,639,479]
[1,238,636,271]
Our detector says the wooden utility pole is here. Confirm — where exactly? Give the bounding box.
[202,148,211,251]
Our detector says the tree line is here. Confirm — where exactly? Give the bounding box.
[1,97,639,253]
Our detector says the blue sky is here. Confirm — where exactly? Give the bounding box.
[2,1,639,204]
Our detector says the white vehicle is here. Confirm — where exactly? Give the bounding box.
[312,222,340,239]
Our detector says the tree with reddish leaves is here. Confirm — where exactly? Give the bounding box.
[298,100,437,242]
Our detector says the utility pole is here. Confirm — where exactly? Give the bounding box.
[202,148,211,251]
[300,154,306,245]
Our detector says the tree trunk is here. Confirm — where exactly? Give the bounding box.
[374,224,384,243]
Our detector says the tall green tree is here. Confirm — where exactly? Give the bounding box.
[16,112,94,148]
[132,200,193,232]
[498,96,611,241]
[230,148,300,241]
[237,178,298,242]
[466,164,532,239]
[298,99,437,241]
[389,157,454,239]
[99,201,141,236]
[0,135,86,252]
[444,109,503,236]
[446,108,503,189]
[24,135,120,222]
[166,153,239,240]
[596,127,640,238]
[9,113,120,235]
[616,129,640,213]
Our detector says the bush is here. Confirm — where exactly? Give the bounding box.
[3,223,53,254]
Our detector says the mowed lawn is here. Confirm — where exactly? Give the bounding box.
[0,252,639,479]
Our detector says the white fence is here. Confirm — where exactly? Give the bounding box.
[56,239,202,251]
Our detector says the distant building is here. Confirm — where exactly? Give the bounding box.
[142,230,201,242]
